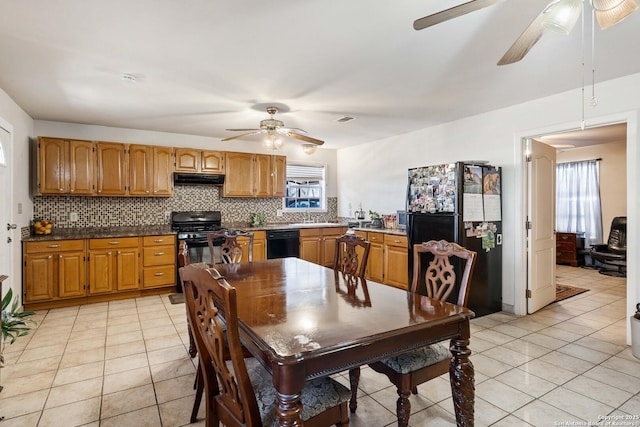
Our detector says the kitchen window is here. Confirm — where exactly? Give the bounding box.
[284,163,326,211]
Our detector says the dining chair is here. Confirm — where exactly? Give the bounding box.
[332,233,371,413]
[351,240,477,427]
[181,264,351,427]
[207,229,254,264]
[333,233,371,280]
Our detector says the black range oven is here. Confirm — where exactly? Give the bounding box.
[171,210,222,289]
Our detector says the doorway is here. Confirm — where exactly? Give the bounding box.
[523,122,628,312]
[0,122,13,300]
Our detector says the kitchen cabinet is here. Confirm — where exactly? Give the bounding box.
[23,239,86,303]
[223,151,286,197]
[37,137,95,195]
[175,148,225,173]
[88,237,139,294]
[355,231,408,289]
[129,145,174,196]
[299,227,347,267]
[142,235,176,289]
[96,142,128,196]
[237,230,266,262]
[383,234,409,289]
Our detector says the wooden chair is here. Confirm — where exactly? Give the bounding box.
[207,229,254,264]
[351,240,477,427]
[332,233,371,414]
[181,264,351,427]
[333,233,371,280]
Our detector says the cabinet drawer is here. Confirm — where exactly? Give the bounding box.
[89,237,139,249]
[143,265,175,287]
[143,235,175,246]
[299,228,321,237]
[367,232,384,243]
[143,245,175,266]
[25,239,85,253]
[384,234,407,248]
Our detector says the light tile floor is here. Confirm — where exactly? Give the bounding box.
[1,265,637,426]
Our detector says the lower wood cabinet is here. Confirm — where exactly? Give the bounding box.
[23,234,176,310]
[355,231,408,289]
[238,230,266,262]
[299,227,347,267]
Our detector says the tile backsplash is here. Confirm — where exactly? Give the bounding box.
[33,185,338,228]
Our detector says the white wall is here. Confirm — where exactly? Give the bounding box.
[337,72,640,325]
[34,121,339,197]
[557,141,627,235]
[0,88,34,304]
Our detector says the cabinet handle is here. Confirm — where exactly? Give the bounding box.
[117,251,121,255]
[47,244,61,248]
[155,252,165,256]
[154,239,164,243]
[107,252,112,255]
[154,272,165,276]
[109,241,120,245]
[70,189,74,193]
[146,190,150,194]
[59,255,63,259]
[394,239,401,243]
[58,188,63,191]
[48,255,52,259]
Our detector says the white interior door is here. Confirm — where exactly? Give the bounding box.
[527,138,557,313]
[0,125,13,295]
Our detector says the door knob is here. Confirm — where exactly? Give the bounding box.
[7,223,17,230]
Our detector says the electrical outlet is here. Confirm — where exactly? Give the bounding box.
[164,211,171,222]
[276,209,283,217]
[69,212,78,222]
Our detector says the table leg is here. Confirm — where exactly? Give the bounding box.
[275,391,303,427]
[449,321,474,427]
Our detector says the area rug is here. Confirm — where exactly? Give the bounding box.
[555,283,588,302]
[168,293,185,304]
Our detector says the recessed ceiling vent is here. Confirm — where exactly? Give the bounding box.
[336,116,356,123]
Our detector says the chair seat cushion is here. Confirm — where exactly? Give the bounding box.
[245,358,351,426]
[381,343,451,374]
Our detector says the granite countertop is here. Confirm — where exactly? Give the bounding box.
[22,225,176,241]
[223,222,407,236]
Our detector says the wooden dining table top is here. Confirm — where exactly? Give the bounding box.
[211,257,474,376]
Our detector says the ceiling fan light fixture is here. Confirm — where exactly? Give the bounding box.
[264,132,283,150]
[592,0,638,29]
[542,0,584,34]
[301,144,316,155]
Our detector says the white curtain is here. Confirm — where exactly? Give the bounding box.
[556,160,603,247]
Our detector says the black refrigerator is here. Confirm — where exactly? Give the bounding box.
[406,162,502,317]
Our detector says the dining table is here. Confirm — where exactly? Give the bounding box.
[199,257,475,426]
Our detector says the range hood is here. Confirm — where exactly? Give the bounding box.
[174,173,225,185]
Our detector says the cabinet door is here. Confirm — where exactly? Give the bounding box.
[384,244,408,290]
[153,146,174,196]
[299,236,321,264]
[271,155,286,197]
[88,250,115,294]
[368,243,384,282]
[58,251,87,298]
[23,254,55,302]
[254,154,272,197]
[175,148,200,172]
[116,249,139,291]
[224,152,254,197]
[129,144,153,196]
[253,239,266,261]
[68,140,95,195]
[321,228,345,267]
[38,137,68,194]
[201,150,225,173]
[96,142,128,195]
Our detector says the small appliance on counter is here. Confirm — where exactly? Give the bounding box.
[347,220,371,229]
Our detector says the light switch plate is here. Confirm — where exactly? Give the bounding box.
[69,212,78,222]
[276,209,283,217]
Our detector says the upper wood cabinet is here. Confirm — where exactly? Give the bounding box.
[223,152,286,198]
[96,142,128,196]
[175,148,225,173]
[129,145,174,196]
[38,137,95,195]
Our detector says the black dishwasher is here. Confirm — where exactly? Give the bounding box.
[266,229,300,259]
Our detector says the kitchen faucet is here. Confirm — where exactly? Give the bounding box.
[303,208,313,223]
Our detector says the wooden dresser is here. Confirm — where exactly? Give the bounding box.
[556,232,585,267]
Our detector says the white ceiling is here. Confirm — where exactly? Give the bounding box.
[1,0,638,149]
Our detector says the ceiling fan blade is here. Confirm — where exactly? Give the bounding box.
[279,127,308,134]
[497,6,548,66]
[221,131,262,142]
[225,128,260,131]
[414,0,508,30]
[286,132,325,146]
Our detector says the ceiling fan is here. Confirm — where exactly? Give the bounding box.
[222,106,325,151]
[413,0,639,65]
